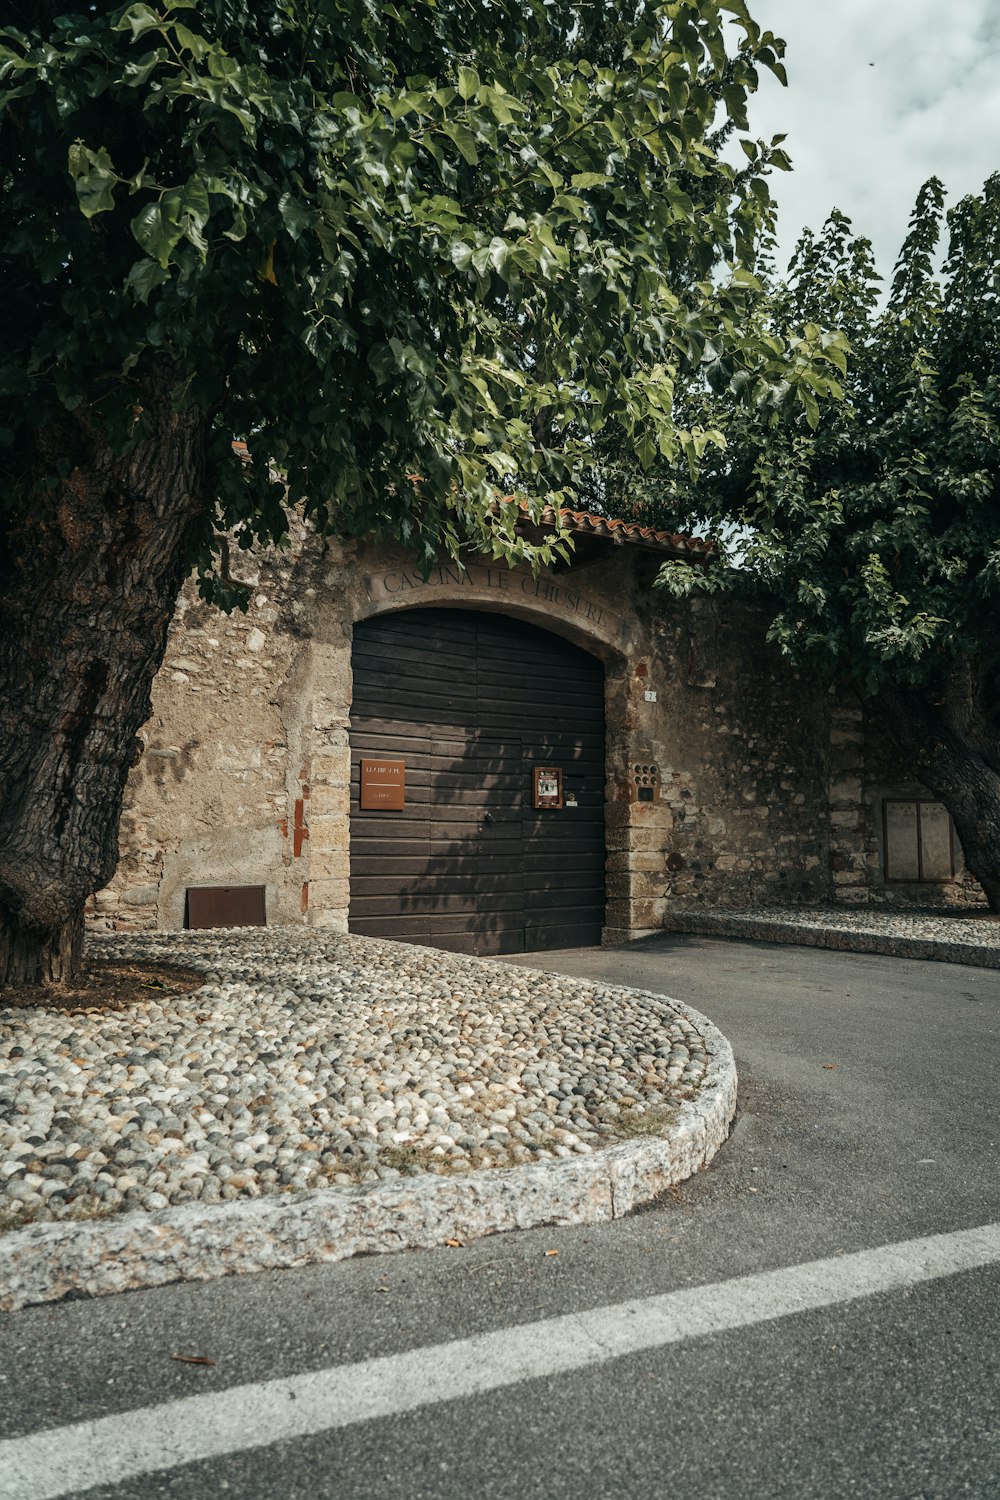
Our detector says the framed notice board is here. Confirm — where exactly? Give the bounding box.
[533,766,563,810]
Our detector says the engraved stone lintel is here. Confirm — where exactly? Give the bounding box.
[366,563,624,642]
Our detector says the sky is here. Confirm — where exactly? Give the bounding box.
[738,0,1000,281]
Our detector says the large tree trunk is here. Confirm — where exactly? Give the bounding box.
[875,660,1000,912]
[0,363,208,986]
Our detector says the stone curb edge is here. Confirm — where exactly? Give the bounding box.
[0,996,736,1314]
[659,913,1000,970]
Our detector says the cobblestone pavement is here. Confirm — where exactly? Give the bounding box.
[661,904,1000,968]
[0,929,715,1234]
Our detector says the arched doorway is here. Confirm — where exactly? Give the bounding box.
[348,607,606,953]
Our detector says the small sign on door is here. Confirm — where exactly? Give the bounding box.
[533,766,563,810]
[360,758,405,810]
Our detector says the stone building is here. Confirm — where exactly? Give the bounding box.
[88,507,983,950]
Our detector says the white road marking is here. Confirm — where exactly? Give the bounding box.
[3,1221,999,1500]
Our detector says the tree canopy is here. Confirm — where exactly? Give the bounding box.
[647,177,1000,906]
[0,0,829,600]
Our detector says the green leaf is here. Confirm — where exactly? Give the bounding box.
[224,204,248,242]
[130,201,183,267]
[115,4,164,40]
[173,23,210,60]
[125,257,170,302]
[578,266,603,302]
[278,193,314,240]
[488,237,509,275]
[570,172,612,190]
[449,239,474,271]
[67,142,117,218]
[457,66,479,101]
[440,121,479,166]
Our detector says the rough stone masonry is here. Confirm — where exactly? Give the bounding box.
[88,521,984,940]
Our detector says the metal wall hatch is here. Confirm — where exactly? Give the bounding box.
[348,607,605,955]
[185,885,266,929]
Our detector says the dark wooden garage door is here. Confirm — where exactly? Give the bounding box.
[349,608,605,954]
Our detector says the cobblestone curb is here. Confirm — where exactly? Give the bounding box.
[0,994,734,1313]
[660,907,1000,969]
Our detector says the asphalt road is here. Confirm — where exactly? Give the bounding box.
[2,934,999,1500]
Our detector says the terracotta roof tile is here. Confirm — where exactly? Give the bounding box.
[230,444,709,559]
[490,497,713,559]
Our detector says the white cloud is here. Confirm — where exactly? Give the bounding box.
[737,0,1000,277]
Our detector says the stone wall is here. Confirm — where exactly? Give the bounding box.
[89,523,317,934]
[856,710,983,907]
[637,593,832,919]
[88,529,984,938]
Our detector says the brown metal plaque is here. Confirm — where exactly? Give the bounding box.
[360,757,405,810]
[185,885,266,929]
[533,765,563,810]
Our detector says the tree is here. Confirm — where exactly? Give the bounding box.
[651,179,1000,910]
[1,0,834,984]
